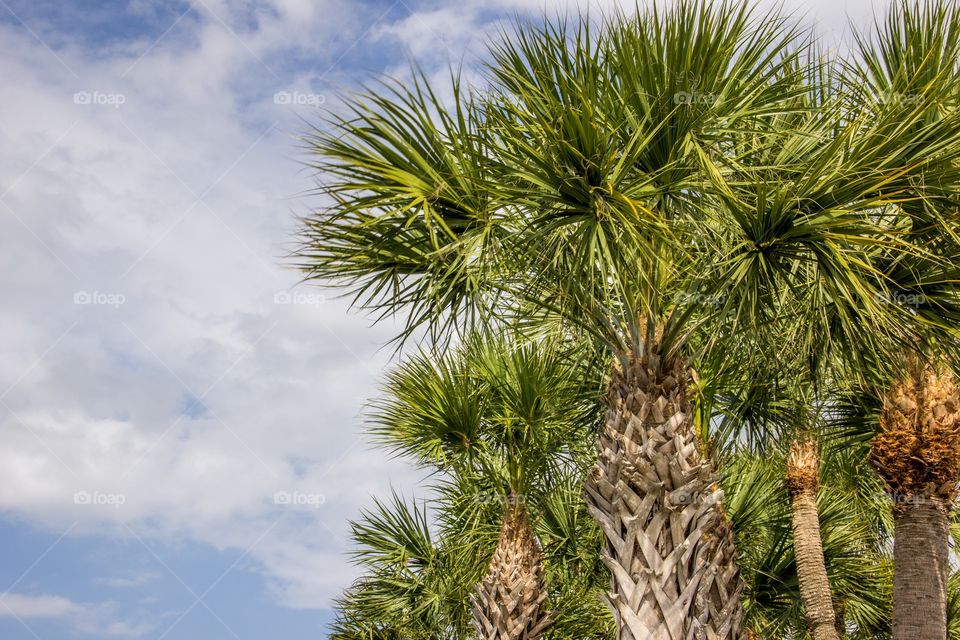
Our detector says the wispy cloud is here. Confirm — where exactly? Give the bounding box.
[93,572,161,589]
[0,593,82,618]
[0,592,156,637]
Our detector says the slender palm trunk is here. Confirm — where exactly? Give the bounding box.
[584,349,743,640]
[470,505,555,640]
[871,359,960,640]
[785,439,839,640]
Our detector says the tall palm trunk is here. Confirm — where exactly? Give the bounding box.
[785,439,839,640]
[584,347,744,640]
[470,504,556,640]
[870,359,960,640]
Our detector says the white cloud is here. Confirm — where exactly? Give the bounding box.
[0,593,154,638]
[99,619,159,637]
[0,0,421,615]
[0,593,82,619]
[94,572,161,589]
[374,0,876,74]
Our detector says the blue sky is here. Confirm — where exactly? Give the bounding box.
[0,0,875,638]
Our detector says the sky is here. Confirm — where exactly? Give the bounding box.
[0,0,878,638]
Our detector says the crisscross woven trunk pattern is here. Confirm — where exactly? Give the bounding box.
[585,352,743,640]
[470,507,556,640]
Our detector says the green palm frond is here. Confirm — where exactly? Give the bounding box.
[370,346,486,468]
[369,332,603,495]
[350,492,436,570]
[335,493,471,639]
[297,69,504,343]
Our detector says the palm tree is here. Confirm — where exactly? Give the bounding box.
[298,5,803,635]
[873,360,960,639]
[297,2,960,636]
[785,437,840,640]
[360,334,604,639]
[827,374,960,640]
[845,2,960,636]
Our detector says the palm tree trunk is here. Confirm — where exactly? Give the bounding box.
[890,498,950,640]
[786,439,839,640]
[871,358,960,640]
[584,350,743,640]
[470,505,556,640]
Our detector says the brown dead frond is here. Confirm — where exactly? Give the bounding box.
[786,438,820,495]
[871,360,960,502]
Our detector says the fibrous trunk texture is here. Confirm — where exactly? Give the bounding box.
[584,350,744,640]
[871,359,960,640]
[891,499,950,640]
[470,506,556,640]
[785,439,839,640]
